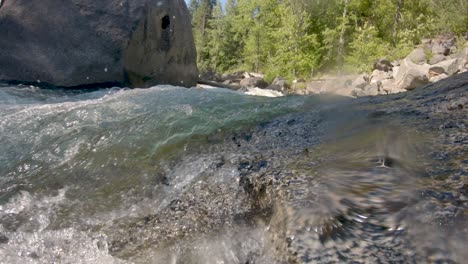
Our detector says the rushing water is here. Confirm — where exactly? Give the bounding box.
[0,83,466,263]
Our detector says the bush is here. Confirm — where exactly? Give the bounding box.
[345,24,391,73]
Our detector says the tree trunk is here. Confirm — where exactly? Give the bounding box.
[392,0,403,47]
[256,30,260,73]
[337,0,350,73]
[202,12,207,36]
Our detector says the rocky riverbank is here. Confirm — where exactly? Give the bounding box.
[202,35,468,98]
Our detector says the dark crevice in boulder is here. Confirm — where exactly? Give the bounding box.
[161,15,170,30]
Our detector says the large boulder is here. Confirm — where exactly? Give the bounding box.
[362,82,380,96]
[431,36,456,56]
[267,77,290,93]
[0,0,198,88]
[351,74,370,89]
[272,76,289,89]
[457,47,468,73]
[406,48,427,65]
[429,54,447,65]
[430,58,459,76]
[380,79,405,94]
[370,69,392,84]
[432,42,451,56]
[306,75,356,97]
[221,72,244,82]
[394,59,430,90]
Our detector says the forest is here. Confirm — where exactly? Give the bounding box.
[188,0,467,81]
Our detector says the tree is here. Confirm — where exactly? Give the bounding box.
[392,0,404,47]
[268,1,321,80]
[188,0,200,16]
[206,1,228,72]
[191,0,217,71]
[188,0,467,79]
[337,0,351,72]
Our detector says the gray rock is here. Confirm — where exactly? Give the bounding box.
[430,74,449,83]
[392,66,400,79]
[305,76,356,97]
[271,76,290,92]
[407,48,427,65]
[462,46,468,56]
[370,70,392,84]
[429,66,446,76]
[351,74,369,89]
[392,60,401,67]
[449,46,457,55]
[221,72,244,82]
[266,84,283,93]
[432,59,459,76]
[0,233,8,244]
[374,58,393,72]
[200,71,222,82]
[421,39,433,50]
[457,47,468,72]
[395,59,430,90]
[432,42,450,56]
[306,81,325,95]
[363,82,380,96]
[351,88,367,97]
[352,82,381,97]
[0,0,198,88]
[381,79,397,94]
[430,54,447,65]
[292,87,308,95]
[241,72,266,80]
[240,77,269,88]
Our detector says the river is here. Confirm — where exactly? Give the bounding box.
[0,75,467,263]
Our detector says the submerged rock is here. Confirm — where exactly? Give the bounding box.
[0,0,198,88]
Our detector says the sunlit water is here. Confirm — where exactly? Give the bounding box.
[0,84,466,263]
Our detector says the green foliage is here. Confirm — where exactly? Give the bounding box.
[345,23,391,73]
[267,4,322,80]
[189,0,467,79]
[388,43,415,61]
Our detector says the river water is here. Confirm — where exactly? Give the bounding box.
[0,81,466,263]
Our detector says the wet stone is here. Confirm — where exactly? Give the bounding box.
[0,233,9,244]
